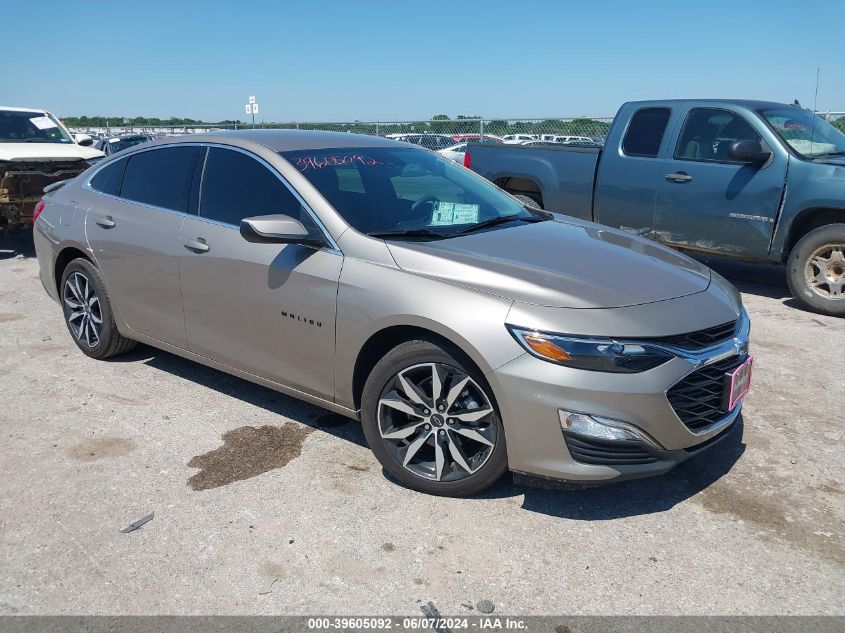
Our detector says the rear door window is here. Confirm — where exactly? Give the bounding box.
[622,107,672,157]
[120,146,197,212]
[199,147,316,229]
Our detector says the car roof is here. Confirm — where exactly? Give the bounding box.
[0,105,49,114]
[149,129,408,152]
[626,98,794,110]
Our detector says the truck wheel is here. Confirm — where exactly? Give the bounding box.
[786,223,845,317]
[60,258,138,359]
[513,194,543,210]
[360,339,508,497]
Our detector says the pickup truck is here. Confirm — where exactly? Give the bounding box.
[468,99,845,316]
[1,106,104,231]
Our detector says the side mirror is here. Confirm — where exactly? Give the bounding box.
[240,214,326,247]
[728,140,771,165]
[73,133,94,146]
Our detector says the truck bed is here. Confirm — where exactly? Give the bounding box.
[467,143,600,220]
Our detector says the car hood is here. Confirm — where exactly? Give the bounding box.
[386,217,712,309]
[0,143,104,162]
[812,156,845,167]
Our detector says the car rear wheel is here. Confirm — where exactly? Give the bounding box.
[361,340,508,496]
[60,258,137,359]
[786,224,845,317]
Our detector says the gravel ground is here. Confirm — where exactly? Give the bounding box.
[0,235,843,616]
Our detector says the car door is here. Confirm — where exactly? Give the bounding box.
[654,106,787,258]
[594,106,675,239]
[85,145,199,348]
[178,145,343,399]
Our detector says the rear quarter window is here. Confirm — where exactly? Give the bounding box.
[89,157,127,196]
[622,107,672,158]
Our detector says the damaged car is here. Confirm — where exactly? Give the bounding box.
[0,106,103,230]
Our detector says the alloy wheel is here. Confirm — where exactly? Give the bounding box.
[377,362,497,482]
[63,271,103,348]
[805,243,845,300]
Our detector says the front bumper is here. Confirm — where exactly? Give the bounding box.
[488,311,750,485]
[512,417,742,489]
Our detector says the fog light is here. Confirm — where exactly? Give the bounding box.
[559,410,659,447]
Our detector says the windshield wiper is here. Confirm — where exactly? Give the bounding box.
[367,228,451,240]
[457,214,543,235]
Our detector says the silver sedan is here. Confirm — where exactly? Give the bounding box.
[33,130,751,496]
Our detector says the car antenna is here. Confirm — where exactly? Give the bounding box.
[810,67,820,154]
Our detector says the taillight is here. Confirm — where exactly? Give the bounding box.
[463,151,471,168]
[33,199,46,223]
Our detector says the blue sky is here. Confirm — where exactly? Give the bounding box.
[6,0,844,122]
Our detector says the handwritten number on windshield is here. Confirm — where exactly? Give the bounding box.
[292,154,384,171]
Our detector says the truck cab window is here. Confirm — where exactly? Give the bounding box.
[675,108,762,162]
[622,108,671,157]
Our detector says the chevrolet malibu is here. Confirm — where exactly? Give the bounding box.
[33,130,752,496]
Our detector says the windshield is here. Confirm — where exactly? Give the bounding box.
[0,110,74,144]
[280,146,541,237]
[758,107,845,158]
[107,136,151,152]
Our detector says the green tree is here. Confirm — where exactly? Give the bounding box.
[486,119,509,135]
[431,114,450,134]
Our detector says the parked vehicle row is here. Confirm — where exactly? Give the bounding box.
[502,134,598,145]
[468,99,845,316]
[94,134,155,156]
[387,132,602,153]
[34,129,751,496]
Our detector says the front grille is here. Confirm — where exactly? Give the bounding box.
[646,320,737,351]
[668,355,746,432]
[564,433,658,466]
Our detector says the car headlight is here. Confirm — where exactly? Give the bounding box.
[508,327,673,373]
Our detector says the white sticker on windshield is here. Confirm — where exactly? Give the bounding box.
[429,202,479,226]
[30,116,58,130]
[108,138,121,143]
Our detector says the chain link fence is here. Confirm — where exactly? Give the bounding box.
[68,111,845,145]
[820,111,845,129]
[68,116,616,145]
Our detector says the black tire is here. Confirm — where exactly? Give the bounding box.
[60,258,138,359]
[513,194,543,210]
[786,223,845,317]
[361,339,508,497]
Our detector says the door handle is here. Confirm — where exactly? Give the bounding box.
[665,172,694,183]
[96,215,116,228]
[183,238,210,253]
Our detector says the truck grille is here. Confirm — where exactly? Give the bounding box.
[647,320,737,351]
[564,434,658,466]
[668,355,746,432]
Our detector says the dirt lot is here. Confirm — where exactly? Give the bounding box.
[0,234,843,616]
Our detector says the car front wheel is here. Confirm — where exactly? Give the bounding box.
[361,340,508,496]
